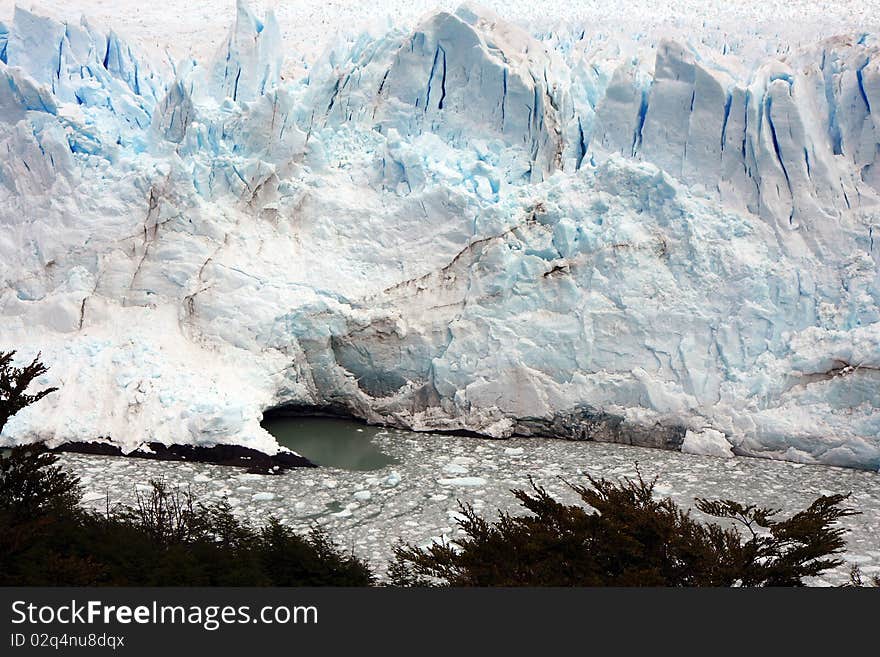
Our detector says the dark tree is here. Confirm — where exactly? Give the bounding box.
[848,566,880,587]
[0,350,374,586]
[0,450,375,586]
[256,519,375,586]
[389,473,856,587]
[695,494,857,586]
[0,447,82,520]
[0,447,93,585]
[0,350,58,433]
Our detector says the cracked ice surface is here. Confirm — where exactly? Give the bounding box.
[1,1,880,469]
[3,1,877,66]
[59,431,880,585]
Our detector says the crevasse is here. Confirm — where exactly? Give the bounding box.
[0,1,879,470]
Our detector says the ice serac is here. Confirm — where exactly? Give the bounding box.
[0,21,8,64]
[639,40,698,178]
[312,3,566,184]
[589,36,873,237]
[0,3,879,470]
[818,41,880,193]
[5,7,162,126]
[207,0,282,104]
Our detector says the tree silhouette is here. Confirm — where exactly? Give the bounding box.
[0,449,375,586]
[390,473,857,587]
[0,350,58,433]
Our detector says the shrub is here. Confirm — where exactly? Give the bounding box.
[0,350,373,586]
[848,565,880,587]
[695,494,857,586]
[0,448,374,586]
[0,446,81,520]
[256,519,374,586]
[0,350,57,433]
[389,473,856,587]
[0,448,96,585]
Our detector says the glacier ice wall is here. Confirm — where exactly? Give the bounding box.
[1,1,879,470]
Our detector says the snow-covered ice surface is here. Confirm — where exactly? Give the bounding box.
[5,1,878,65]
[1,1,880,469]
[57,429,880,585]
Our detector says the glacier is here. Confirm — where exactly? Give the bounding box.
[0,1,879,470]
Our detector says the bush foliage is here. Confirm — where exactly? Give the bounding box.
[0,349,373,586]
[0,447,374,586]
[389,474,857,587]
[0,350,865,587]
[0,350,58,434]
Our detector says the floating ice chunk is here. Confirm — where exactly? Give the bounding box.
[251,492,276,501]
[681,429,735,458]
[384,471,402,487]
[353,490,372,501]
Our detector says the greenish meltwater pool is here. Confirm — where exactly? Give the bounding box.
[262,417,399,471]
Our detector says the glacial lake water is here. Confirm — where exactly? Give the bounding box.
[262,416,398,471]
[57,421,880,584]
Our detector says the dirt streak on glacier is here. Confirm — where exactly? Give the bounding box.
[0,2,879,470]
